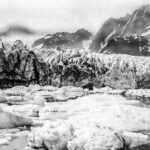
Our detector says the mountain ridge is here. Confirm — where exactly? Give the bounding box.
[89,4,150,55]
[0,25,35,37]
[32,28,92,49]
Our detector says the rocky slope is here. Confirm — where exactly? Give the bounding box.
[89,4,150,55]
[32,28,92,49]
[101,35,150,55]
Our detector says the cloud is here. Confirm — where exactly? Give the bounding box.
[0,0,149,32]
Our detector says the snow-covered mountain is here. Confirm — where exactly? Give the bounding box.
[32,28,92,49]
[89,4,150,55]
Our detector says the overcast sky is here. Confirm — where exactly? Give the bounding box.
[0,0,150,33]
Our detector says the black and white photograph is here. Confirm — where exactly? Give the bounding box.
[1,0,150,150]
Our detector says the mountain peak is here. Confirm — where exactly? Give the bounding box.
[76,28,88,32]
[32,29,92,49]
[133,4,150,16]
[89,4,150,53]
[75,28,91,35]
[139,4,150,11]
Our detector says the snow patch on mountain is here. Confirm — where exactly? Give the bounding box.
[105,29,116,44]
[120,17,131,36]
[44,34,53,39]
[132,11,139,22]
[141,30,150,36]
[100,28,117,51]
[146,25,150,29]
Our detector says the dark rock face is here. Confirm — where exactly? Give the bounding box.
[81,82,94,90]
[0,40,50,88]
[89,4,150,54]
[32,28,92,49]
[101,35,150,56]
[131,145,150,150]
